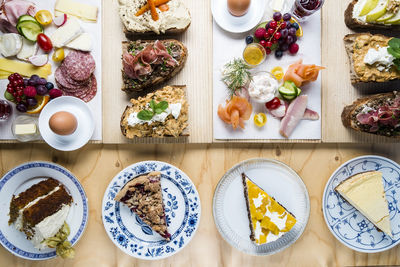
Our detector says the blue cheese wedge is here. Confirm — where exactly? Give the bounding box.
[50,17,82,48]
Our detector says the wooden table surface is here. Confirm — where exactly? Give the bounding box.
[0,143,399,267]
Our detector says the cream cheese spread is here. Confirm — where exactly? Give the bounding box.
[127,102,182,126]
[248,74,278,103]
[364,46,395,71]
[119,0,191,34]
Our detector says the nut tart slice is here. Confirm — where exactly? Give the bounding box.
[335,171,392,237]
[114,171,171,240]
[242,173,297,245]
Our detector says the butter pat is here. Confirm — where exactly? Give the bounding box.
[55,0,98,22]
[271,0,285,12]
[15,124,37,135]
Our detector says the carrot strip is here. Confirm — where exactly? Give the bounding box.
[148,0,159,21]
[135,0,170,16]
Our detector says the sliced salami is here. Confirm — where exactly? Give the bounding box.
[61,65,90,87]
[63,50,96,81]
[81,75,97,102]
[57,75,97,103]
[55,67,89,92]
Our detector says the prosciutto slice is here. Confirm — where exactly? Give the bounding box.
[123,40,178,79]
[280,95,308,138]
[3,0,36,26]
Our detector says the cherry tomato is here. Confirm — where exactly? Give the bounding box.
[265,97,281,110]
[37,33,53,53]
[35,10,53,26]
[52,48,65,62]
[271,66,284,80]
[254,113,267,127]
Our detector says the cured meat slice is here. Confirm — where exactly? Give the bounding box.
[55,67,90,92]
[63,50,95,81]
[58,75,97,102]
[60,65,90,87]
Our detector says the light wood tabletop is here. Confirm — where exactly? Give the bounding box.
[0,143,399,267]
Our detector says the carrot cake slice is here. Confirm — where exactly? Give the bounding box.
[242,173,297,245]
[8,178,74,257]
[115,171,171,240]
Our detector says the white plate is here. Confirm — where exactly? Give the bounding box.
[211,0,265,33]
[0,161,88,260]
[38,96,94,151]
[102,161,201,260]
[323,155,400,253]
[213,158,310,255]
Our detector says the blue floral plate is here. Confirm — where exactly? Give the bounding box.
[0,161,88,260]
[323,155,400,253]
[102,161,201,260]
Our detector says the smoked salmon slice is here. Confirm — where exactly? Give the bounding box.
[218,96,252,129]
[284,59,325,87]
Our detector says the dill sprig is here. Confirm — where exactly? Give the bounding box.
[221,58,252,96]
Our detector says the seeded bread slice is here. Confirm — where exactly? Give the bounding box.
[343,33,400,84]
[341,91,400,138]
[344,0,400,31]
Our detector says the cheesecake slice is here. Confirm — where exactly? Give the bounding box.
[115,171,171,240]
[335,171,392,237]
[242,173,297,245]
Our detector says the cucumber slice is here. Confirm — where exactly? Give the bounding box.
[17,15,37,24]
[16,20,43,42]
[279,81,300,101]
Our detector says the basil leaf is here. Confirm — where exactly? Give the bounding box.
[389,38,400,50]
[154,108,163,114]
[149,100,156,111]
[137,110,154,121]
[156,101,169,111]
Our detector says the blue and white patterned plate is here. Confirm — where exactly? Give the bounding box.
[102,161,201,260]
[323,155,400,253]
[0,161,89,260]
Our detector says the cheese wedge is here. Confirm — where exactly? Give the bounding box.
[0,70,12,79]
[65,33,92,52]
[0,58,51,79]
[335,171,392,237]
[55,0,98,22]
[50,17,82,48]
[242,173,297,245]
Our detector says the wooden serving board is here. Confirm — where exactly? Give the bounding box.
[102,0,213,144]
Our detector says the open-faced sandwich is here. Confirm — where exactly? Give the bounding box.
[120,85,189,138]
[342,91,400,138]
[122,39,187,97]
[344,33,400,84]
[345,0,400,31]
[119,0,191,36]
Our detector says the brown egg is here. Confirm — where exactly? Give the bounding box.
[227,0,250,16]
[49,111,77,136]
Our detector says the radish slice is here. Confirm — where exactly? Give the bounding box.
[29,54,48,66]
[53,14,67,27]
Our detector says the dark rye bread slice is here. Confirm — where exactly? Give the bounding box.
[121,85,189,138]
[345,0,400,31]
[9,178,60,225]
[341,91,400,138]
[343,33,400,84]
[22,184,72,237]
[122,39,187,97]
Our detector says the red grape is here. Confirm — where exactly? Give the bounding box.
[265,48,272,55]
[269,21,278,29]
[273,12,282,21]
[259,40,267,47]
[280,21,287,29]
[266,41,273,47]
[274,32,282,40]
[289,43,299,54]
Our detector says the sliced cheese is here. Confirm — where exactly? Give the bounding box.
[0,58,51,78]
[17,38,38,61]
[65,33,92,52]
[55,0,98,22]
[50,17,82,48]
[15,124,37,135]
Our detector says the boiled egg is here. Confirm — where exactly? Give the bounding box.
[49,111,77,135]
[227,0,250,16]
